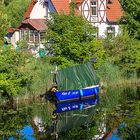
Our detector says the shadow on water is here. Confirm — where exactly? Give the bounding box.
[0,86,140,140]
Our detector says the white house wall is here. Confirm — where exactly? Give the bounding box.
[10,31,19,48]
[30,0,56,19]
[94,23,120,38]
[79,0,120,37]
[79,0,106,23]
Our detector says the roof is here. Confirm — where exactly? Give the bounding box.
[20,19,47,31]
[7,28,15,33]
[107,0,123,22]
[23,0,123,24]
[51,0,70,13]
[24,0,37,19]
[51,0,81,14]
[74,0,83,4]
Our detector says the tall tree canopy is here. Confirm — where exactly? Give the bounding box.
[0,48,32,98]
[47,13,105,67]
[0,2,9,44]
[103,30,140,72]
[121,0,140,39]
[6,0,30,28]
[0,0,13,6]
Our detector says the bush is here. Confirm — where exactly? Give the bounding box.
[96,63,123,84]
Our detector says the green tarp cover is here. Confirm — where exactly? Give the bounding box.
[56,62,99,91]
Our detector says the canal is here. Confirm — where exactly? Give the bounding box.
[0,85,140,140]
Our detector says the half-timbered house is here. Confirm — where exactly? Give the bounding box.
[10,0,123,46]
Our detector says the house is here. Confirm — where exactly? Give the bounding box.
[10,0,123,47]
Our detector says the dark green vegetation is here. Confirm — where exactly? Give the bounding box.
[0,0,30,45]
[121,0,140,40]
[0,48,32,98]
[0,47,54,100]
[47,13,104,68]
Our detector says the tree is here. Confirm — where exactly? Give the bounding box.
[0,48,32,98]
[6,0,30,28]
[0,0,13,6]
[120,0,140,39]
[103,29,140,73]
[0,3,9,45]
[47,13,105,68]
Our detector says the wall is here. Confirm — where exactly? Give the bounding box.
[30,0,56,19]
[78,0,120,37]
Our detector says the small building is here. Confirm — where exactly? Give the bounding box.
[10,0,123,46]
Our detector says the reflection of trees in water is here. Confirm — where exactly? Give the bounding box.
[0,107,29,139]
[117,101,140,140]
[0,86,139,139]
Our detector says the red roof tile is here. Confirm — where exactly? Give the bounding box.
[74,0,83,4]
[51,0,80,15]
[24,0,37,19]
[107,0,123,22]
[21,19,47,31]
[51,0,70,13]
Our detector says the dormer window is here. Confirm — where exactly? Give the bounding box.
[90,0,98,16]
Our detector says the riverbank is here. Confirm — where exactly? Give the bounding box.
[12,79,140,105]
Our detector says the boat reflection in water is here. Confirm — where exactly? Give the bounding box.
[55,95,99,113]
[49,95,100,138]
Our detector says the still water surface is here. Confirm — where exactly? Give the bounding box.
[0,86,140,140]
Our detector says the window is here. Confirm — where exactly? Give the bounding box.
[20,29,24,40]
[91,0,98,16]
[29,30,34,42]
[107,27,115,38]
[40,32,46,42]
[44,1,48,18]
[34,31,39,43]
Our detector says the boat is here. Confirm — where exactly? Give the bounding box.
[55,85,99,102]
[46,62,100,102]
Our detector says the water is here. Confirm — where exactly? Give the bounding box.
[0,86,140,140]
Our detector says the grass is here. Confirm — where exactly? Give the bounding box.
[96,63,139,88]
[14,57,55,101]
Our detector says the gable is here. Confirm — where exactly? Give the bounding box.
[24,0,56,19]
[24,0,37,19]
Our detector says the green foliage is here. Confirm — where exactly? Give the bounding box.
[0,0,13,6]
[0,48,32,98]
[21,58,55,97]
[47,13,105,68]
[0,3,10,45]
[118,101,140,140]
[6,0,30,28]
[121,0,140,39]
[0,107,28,138]
[96,63,122,84]
[103,29,140,72]
[17,40,29,51]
